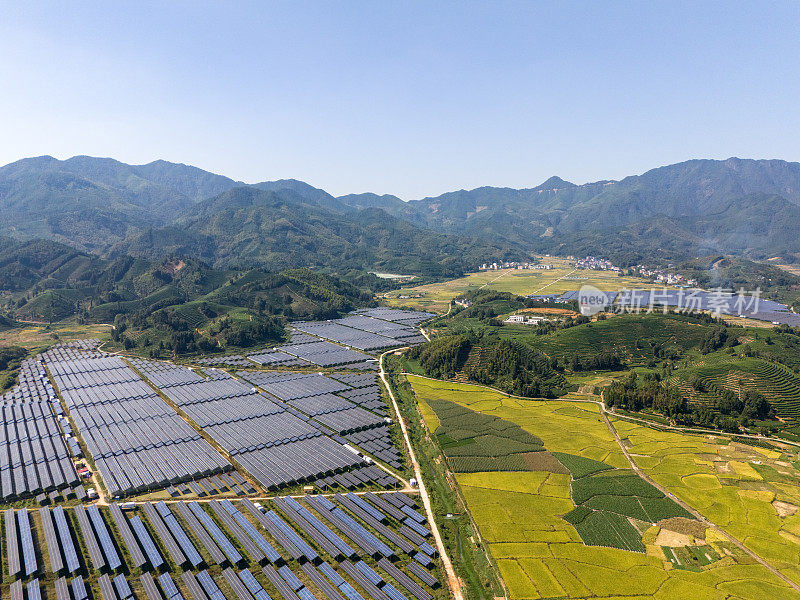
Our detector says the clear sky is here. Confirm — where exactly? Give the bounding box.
[1,1,799,199]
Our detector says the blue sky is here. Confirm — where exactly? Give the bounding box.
[1,1,799,198]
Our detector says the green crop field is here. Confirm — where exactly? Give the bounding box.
[409,374,800,599]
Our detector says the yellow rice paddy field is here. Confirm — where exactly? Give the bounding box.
[384,257,664,313]
[408,375,800,600]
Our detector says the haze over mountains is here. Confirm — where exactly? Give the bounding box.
[2,155,800,273]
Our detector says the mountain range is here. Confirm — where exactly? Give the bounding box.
[3,155,800,273]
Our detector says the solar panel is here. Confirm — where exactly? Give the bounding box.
[130,515,165,569]
[87,505,122,571]
[188,501,243,564]
[109,504,147,569]
[376,559,432,600]
[182,571,212,600]
[300,563,345,600]
[158,572,185,600]
[55,577,71,600]
[156,501,203,567]
[98,574,118,600]
[27,579,43,600]
[143,502,186,566]
[406,562,438,588]
[208,501,265,564]
[220,500,281,563]
[222,567,256,600]
[9,580,23,600]
[53,506,81,573]
[18,508,39,576]
[6,508,21,577]
[40,507,64,573]
[114,574,134,600]
[175,502,226,565]
[71,575,89,600]
[141,573,165,600]
[197,570,229,600]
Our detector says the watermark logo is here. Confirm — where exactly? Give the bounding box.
[578,285,610,316]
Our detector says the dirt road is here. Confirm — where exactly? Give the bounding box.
[379,350,464,600]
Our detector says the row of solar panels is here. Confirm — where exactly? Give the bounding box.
[46,356,232,497]
[134,364,380,491]
[0,360,79,500]
[5,493,439,600]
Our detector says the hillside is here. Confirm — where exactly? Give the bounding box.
[353,158,800,263]
[6,155,800,267]
[0,236,375,330]
[117,187,517,276]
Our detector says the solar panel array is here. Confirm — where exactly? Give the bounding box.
[290,312,429,353]
[2,494,441,600]
[1,359,79,500]
[275,340,374,367]
[135,362,365,490]
[534,288,800,326]
[45,350,231,497]
[237,371,402,474]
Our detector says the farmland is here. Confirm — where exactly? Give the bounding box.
[613,417,800,586]
[408,374,800,599]
[384,257,662,313]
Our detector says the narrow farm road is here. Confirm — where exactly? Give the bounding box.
[379,350,465,600]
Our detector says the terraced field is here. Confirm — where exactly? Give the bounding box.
[530,313,712,364]
[672,355,800,419]
[408,375,800,600]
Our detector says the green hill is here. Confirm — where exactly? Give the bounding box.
[118,186,517,276]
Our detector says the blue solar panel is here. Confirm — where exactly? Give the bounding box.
[318,562,346,587]
[88,505,122,571]
[355,561,383,586]
[381,584,407,600]
[278,565,304,592]
[71,576,89,600]
[114,575,134,600]
[337,583,365,600]
[158,573,184,600]
[157,502,203,567]
[265,511,318,562]
[297,589,317,600]
[197,570,228,600]
[27,579,42,600]
[17,509,39,576]
[130,516,164,569]
[189,501,242,564]
[220,500,281,563]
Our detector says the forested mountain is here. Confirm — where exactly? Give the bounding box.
[4,155,800,271]
[113,187,516,276]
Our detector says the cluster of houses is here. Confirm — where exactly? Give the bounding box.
[631,265,698,286]
[479,261,553,270]
[503,314,551,325]
[574,256,620,271]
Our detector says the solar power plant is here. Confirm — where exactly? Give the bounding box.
[239,373,349,401]
[354,308,435,325]
[246,351,310,367]
[0,494,441,600]
[196,355,254,367]
[0,359,80,500]
[45,353,231,497]
[276,340,374,367]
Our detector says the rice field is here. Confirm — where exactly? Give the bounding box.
[384,257,662,313]
[408,375,800,599]
[613,417,800,586]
